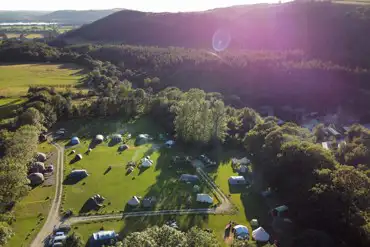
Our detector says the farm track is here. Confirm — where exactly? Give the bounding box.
[32,138,233,246]
[30,142,64,247]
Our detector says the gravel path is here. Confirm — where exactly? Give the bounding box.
[30,142,64,247]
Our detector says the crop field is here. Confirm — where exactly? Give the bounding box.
[59,117,216,216]
[0,64,83,97]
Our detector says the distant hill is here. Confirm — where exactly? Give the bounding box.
[63,2,370,66]
[38,9,123,24]
[0,9,122,24]
[0,11,51,22]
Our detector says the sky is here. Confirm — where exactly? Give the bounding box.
[1,0,284,12]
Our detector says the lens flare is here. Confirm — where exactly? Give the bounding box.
[212,29,231,52]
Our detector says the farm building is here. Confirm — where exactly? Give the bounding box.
[140,157,153,168]
[127,196,140,206]
[229,176,247,185]
[36,152,47,162]
[71,137,80,145]
[91,230,118,246]
[28,173,44,186]
[233,225,249,240]
[95,134,104,142]
[179,174,199,183]
[252,227,270,242]
[196,194,213,204]
[327,127,341,137]
[29,162,45,173]
[111,134,122,143]
[69,170,88,178]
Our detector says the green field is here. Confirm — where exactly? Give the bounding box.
[60,117,215,216]
[0,64,83,97]
[57,116,275,246]
[70,163,268,246]
[6,142,56,247]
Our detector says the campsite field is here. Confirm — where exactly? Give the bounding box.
[0,64,83,97]
[60,117,215,215]
[5,142,56,247]
[69,163,269,246]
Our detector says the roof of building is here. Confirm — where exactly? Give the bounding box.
[196,194,213,203]
[92,230,117,241]
[327,127,341,136]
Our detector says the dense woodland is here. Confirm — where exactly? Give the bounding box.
[0,18,370,247]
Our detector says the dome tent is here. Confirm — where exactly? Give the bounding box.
[28,173,44,186]
[29,162,45,173]
[95,134,104,142]
[140,157,153,168]
[71,137,80,145]
[233,225,249,240]
[111,134,123,143]
[76,154,83,160]
[252,227,270,242]
[35,152,47,162]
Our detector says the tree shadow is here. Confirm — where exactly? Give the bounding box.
[79,198,102,214]
[138,166,150,175]
[103,167,112,175]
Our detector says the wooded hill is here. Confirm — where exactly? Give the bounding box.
[64,2,370,67]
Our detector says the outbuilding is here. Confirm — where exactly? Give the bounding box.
[36,152,47,162]
[71,137,80,145]
[28,173,45,186]
[92,230,118,246]
[196,194,213,204]
[228,176,247,185]
[179,174,199,183]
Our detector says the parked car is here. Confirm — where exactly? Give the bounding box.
[198,154,216,167]
[46,165,54,173]
[49,232,66,247]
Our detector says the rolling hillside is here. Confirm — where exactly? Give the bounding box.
[64,2,370,66]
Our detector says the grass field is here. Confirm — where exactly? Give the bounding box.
[57,116,275,246]
[0,97,26,119]
[5,142,56,247]
[70,163,268,246]
[0,64,83,97]
[60,117,215,216]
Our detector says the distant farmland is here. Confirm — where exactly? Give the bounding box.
[0,64,84,97]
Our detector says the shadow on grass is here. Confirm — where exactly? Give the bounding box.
[79,199,102,214]
[63,176,86,185]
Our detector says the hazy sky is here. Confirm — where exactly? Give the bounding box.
[1,0,283,12]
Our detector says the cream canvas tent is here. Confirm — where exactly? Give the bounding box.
[29,162,45,173]
[127,196,140,206]
[36,152,47,162]
[196,194,213,204]
[28,173,44,186]
[252,227,270,242]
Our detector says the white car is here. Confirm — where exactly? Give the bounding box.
[49,232,66,247]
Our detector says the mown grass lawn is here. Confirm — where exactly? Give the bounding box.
[60,117,214,215]
[5,142,56,247]
[0,64,83,97]
[0,97,26,119]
